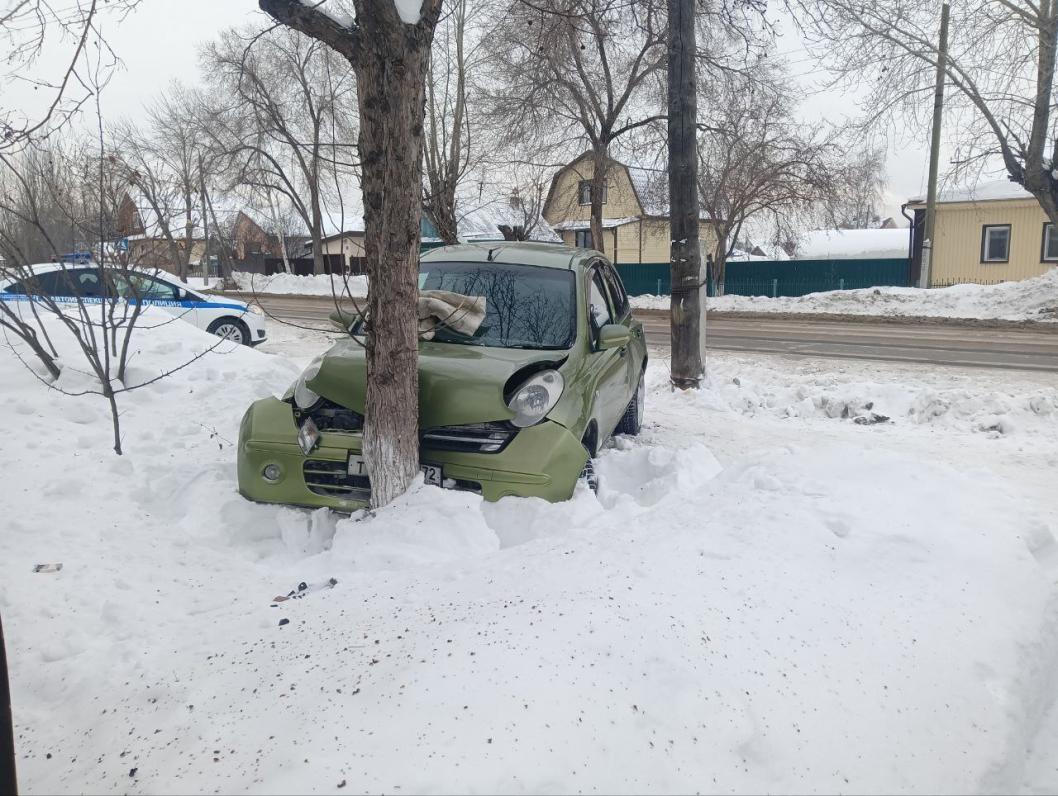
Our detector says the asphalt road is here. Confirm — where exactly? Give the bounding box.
[243,293,1058,373]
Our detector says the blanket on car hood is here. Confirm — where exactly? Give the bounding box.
[417,290,486,340]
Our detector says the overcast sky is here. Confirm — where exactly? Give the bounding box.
[6,0,940,223]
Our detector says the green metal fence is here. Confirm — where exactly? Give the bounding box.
[614,258,912,297]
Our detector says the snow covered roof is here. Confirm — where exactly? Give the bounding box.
[550,217,639,231]
[625,164,669,216]
[794,229,910,260]
[909,179,1034,204]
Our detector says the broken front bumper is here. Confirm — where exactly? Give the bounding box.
[237,397,588,511]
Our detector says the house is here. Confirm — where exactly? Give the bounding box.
[542,152,718,263]
[907,180,1056,285]
[304,212,367,273]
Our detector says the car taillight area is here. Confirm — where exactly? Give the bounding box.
[293,398,364,433]
[421,421,518,453]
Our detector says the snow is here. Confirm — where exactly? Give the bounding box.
[393,0,421,23]
[909,179,1035,205]
[550,216,640,231]
[231,270,368,297]
[630,267,1058,321]
[3,311,1058,793]
[793,228,910,259]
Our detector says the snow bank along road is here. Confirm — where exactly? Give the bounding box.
[238,292,1058,372]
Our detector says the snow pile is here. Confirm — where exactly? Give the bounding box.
[673,353,1058,437]
[631,267,1058,321]
[232,270,368,297]
[2,318,1058,793]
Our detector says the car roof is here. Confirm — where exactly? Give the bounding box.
[420,242,601,270]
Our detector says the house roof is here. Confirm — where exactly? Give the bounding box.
[423,192,561,244]
[908,179,1034,205]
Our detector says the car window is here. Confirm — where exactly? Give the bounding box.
[589,269,613,330]
[600,264,629,318]
[114,272,182,302]
[14,268,102,298]
[418,261,576,350]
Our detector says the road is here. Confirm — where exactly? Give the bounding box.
[244,293,1058,372]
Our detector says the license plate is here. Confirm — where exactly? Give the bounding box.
[348,454,443,487]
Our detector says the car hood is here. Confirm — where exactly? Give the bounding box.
[307,337,568,427]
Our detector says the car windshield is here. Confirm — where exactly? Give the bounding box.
[418,261,576,350]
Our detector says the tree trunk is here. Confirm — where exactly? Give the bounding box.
[589,147,607,253]
[667,0,704,389]
[357,19,432,508]
[0,613,16,796]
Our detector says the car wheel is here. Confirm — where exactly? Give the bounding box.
[208,317,250,346]
[580,456,599,493]
[615,371,645,436]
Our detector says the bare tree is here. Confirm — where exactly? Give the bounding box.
[0,136,235,454]
[799,0,1058,224]
[423,0,479,244]
[259,0,443,508]
[484,0,667,249]
[0,1,140,148]
[109,84,208,281]
[203,25,359,276]
[828,142,887,229]
[697,60,841,293]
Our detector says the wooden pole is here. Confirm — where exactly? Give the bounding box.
[0,614,17,795]
[920,1,950,289]
[667,0,704,388]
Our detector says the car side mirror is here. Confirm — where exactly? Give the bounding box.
[329,308,365,333]
[597,323,631,350]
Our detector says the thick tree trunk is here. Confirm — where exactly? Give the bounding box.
[358,22,431,508]
[667,0,704,388]
[589,147,607,253]
[424,186,459,244]
[0,614,16,796]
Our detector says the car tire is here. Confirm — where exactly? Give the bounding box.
[615,371,645,436]
[580,456,599,493]
[207,317,250,346]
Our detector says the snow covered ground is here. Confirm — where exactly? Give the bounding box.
[631,268,1058,323]
[2,313,1058,794]
[232,271,368,297]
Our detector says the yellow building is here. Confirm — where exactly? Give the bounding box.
[908,181,1057,285]
[542,153,717,263]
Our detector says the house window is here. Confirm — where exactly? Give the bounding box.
[981,224,1011,263]
[575,229,593,249]
[1043,223,1058,262]
[577,180,607,206]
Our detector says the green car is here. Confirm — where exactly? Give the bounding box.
[237,242,648,511]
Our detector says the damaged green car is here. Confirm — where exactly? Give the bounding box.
[237,242,648,511]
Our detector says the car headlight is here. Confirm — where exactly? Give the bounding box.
[248,303,265,316]
[507,369,564,427]
[293,356,325,409]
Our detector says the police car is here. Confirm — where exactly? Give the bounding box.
[0,262,267,346]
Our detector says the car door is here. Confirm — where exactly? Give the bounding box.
[584,263,628,440]
[599,262,643,407]
[114,271,197,328]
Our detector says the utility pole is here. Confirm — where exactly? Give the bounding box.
[667,0,704,389]
[920,1,950,289]
[0,614,17,795]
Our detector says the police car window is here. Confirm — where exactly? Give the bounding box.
[115,273,181,301]
[589,269,613,329]
[14,269,95,297]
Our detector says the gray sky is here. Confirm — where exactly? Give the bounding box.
[7,0,935,222]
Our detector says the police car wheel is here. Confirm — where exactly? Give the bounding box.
[208,318,249,346]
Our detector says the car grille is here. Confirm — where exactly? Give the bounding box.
[421,422,518,454]
[294,399,363,433]
[302,459,370,500]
